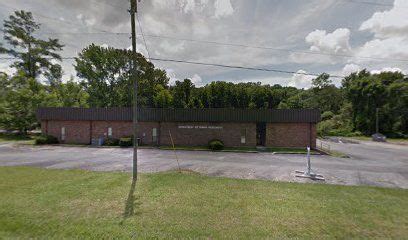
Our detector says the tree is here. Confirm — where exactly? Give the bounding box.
[0,11,64,80]
[75,44,169,107]
[311,73,344,113]
[154,85,173,108]
[0,72,59,133]
[342,71,408,136]
[171,79,195,108]
[50,77,89,107]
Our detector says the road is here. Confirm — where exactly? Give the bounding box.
[0,140,407,189]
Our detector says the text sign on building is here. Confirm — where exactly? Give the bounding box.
[178,125,223,130]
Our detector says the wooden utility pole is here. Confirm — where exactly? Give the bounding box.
[130,0,138,181]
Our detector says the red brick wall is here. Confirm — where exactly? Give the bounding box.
[45,120,91,144]
[159,122,257,147]
[42,120,316,148]
[90,121,159,146]
[265,123,316,148]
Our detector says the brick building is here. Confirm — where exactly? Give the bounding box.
[37,108,320,148]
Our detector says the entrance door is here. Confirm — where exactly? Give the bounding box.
[256,123,266,146]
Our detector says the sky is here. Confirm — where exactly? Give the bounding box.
[0,0,407,88]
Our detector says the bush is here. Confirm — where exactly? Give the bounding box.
[119,137,133,148]
[35,135,59,145]
[321,111,334,121]
[317,120,336,137]
[208,139,224,151]
[104,138,119,146]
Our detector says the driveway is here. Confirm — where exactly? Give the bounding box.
[0,141,407,189]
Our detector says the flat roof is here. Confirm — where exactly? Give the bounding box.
[37,107,321,123]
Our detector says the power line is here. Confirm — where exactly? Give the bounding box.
[142,34,408,63]
[2,55,407,79]
[1,2,407,63]
[342,0,400,8]
[147,57,346,79]
[6,28,408,63]
[0,55,344,78]
[136,12,150,59]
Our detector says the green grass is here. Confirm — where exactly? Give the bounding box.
[265,147,318,154]
[1,167,407,239]
[0,133,35,144]
[345,136,408,145]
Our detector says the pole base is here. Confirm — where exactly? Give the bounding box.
[295,170,325,181]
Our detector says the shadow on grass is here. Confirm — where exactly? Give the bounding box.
[121,179,142,222]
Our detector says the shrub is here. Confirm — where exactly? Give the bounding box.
[35,135,59,145]
[119,137,133,148]
[208,139,224,151]
[317,120,336,137]
[321,111,334,121]
[104,138,119,146]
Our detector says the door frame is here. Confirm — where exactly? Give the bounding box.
[256,122,266,146]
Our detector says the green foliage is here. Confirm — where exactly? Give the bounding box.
[1,11,63,80]
[317,120,336,137]
[35,135,58,145]
[321,111,334,121]
[153,85,173,108]
[119,137,133,148]
[342,70,408,136]
[208,139,224,151]
[75,44,168,107]
[51,77,89,107]
[103,138,119,146]
[0,72,59,132]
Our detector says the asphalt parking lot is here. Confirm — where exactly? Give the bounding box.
[0,140,407,189]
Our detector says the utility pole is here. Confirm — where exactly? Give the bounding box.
[130,0,138,181]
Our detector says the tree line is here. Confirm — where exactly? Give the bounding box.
[0,11,407,137]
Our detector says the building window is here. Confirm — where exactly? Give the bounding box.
[152,128,157,143]
[108,127,112,137]
[61,127,66,141]
[241,129,246,144]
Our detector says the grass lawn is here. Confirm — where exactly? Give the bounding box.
[347,136,408,144]
[0,167,407,239]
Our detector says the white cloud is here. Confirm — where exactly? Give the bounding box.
[360,0,408,38]
[100,43,109,49]
[76,13,96,27]
[214,0,234,18]
[151,0,232,18]
[190,74,204,86]
[356,37,408,60]
[306,28,351,54]
[166,69,179,86]
[371,67,406,74]
[288,70,315,89]
[159,40,185,54]
[342,63,361,75]
[0,61,15,76]
[180,0,196,14]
